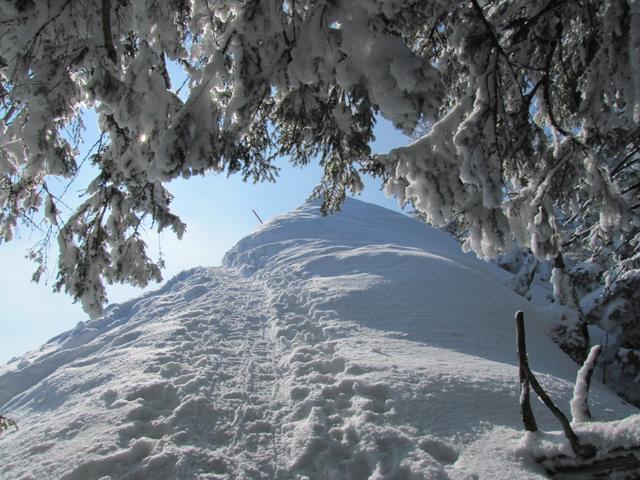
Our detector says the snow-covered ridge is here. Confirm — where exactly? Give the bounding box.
[0,198,636,479]
[224,198,508,281]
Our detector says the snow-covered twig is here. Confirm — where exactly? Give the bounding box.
[571,345,602,424]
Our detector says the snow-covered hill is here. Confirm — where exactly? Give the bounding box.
[0,198,636,479]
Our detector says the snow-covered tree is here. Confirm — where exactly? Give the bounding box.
[2,0,640,351]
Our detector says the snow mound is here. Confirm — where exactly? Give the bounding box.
[0,198,636,479]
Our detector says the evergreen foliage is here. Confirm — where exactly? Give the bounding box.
[0,415,18,434]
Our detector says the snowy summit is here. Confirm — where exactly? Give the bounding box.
[0,198,636,479]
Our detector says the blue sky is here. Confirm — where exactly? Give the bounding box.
[0,114,409,363]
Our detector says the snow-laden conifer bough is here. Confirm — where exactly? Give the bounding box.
[1,199,640,479]
[4,0,640,411]
[0,415,18,434]
[3,0,640,372]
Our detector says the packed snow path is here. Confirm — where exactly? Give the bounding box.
[1,198,637,479]
[0,267,287,478]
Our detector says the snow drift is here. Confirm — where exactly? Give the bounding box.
[0,198,636,479]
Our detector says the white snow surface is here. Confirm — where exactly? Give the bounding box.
[0,198,636,479]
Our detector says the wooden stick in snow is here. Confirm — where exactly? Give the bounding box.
[515,311,596,458]
[252,209,264,224]
[515,311,538,432]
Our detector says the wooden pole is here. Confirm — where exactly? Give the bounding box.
[252,209,264,224]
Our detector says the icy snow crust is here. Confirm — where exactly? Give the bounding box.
[0,198,636,479]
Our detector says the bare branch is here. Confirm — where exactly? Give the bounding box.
[515,311,596,458]
[101,0,117,64]
[515,311,538,432]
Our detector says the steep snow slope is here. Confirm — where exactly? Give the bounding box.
[0,198,635,479]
